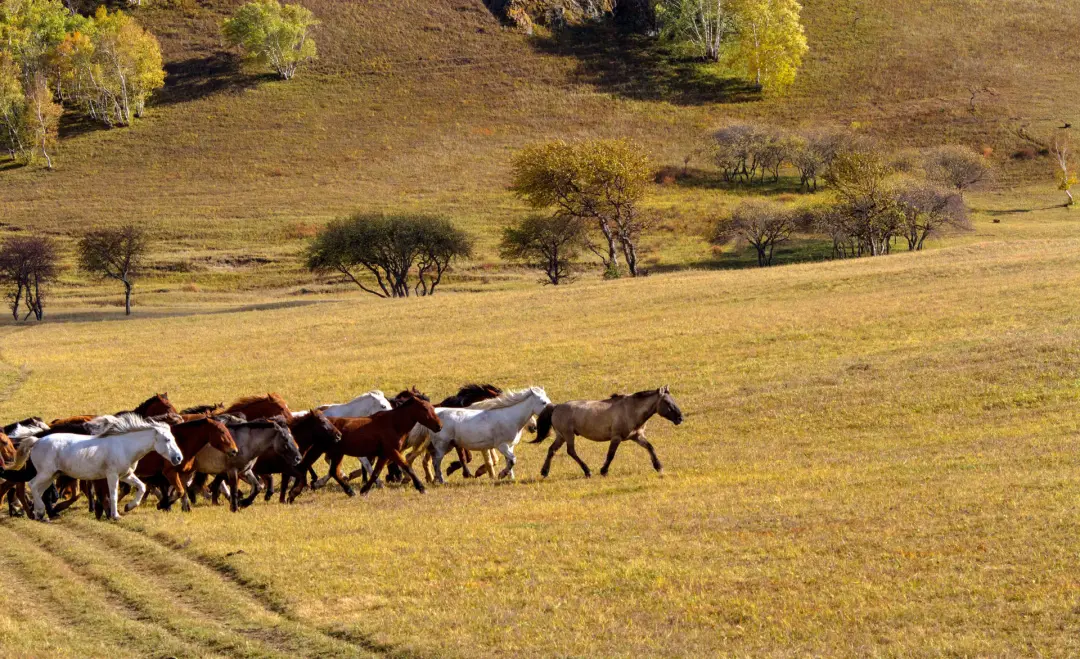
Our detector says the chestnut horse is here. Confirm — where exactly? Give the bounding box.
[225,393,292,423]
[253,410,341,504]
[316,393,442,496]
[91,415,239,516]
[49,393,177,427]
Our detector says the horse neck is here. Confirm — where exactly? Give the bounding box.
[489,396,539,426]
[175,424,212,454]
[117,428,161,460]
[289,419,318,450]
[628,393,661,426]
[394,405,429,435]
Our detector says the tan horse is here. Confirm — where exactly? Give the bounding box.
[532,386,683,478]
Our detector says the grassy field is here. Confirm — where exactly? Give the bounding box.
[1,197,1079,656]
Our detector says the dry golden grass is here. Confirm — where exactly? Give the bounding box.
[1,199,1080,655]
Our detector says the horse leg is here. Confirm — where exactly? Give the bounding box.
[495,443,517,480]
[49,478,82,515]
[209,473,227,505]
[312,455,336,490]
[599,438,623,476]
[539,434,567,478]
[122,471,147,513]
[0,482,18,517]
[83,479,94,513]
[629,433,663,473]
[239,470,261,508]
[103,473,121,521]
[262,474,274,501]
[430,443,448,485]
[16,483,33,519]
[359,456,388,495]
[564,436,591,478]
[479,450,496,479]
[388,450,425,494]
[329,455,355,497]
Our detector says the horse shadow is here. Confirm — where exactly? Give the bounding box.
[530,23,760,106]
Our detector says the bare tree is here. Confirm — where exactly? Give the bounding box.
[1051,131,1078,207]
[712,199,799,266]
[0,236,58,321]
[894,181,972,250]
[923,145,993,197]
[78,224,149,315]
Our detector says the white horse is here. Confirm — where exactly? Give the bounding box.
[418,387,551,484]
[12,413,183,521]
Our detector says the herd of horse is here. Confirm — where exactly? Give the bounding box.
[0,383,684,522]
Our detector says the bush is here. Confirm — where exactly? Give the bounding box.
[712,199,800,267]
[500,215,587,286]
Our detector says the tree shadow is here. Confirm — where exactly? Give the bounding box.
[647,238,836,274]
[656,166,814,195]
[531,23,760,106]
[152,51,268,107]
[58,112,112,140]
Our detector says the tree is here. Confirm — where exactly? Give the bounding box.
[78,224,148,315]
[1050,131,1077,207]
[55,8,166,126]
[727,0,808,95]
[511,139,653,277]
[922,145,993,197]
[894,181,971,251]
[656,0,736,61]
[0,235,57,321]
[222,0,319,81]
[500,215,587,285]
[712,199,798,266]
[306,213,472,298]
[824,150,901,256]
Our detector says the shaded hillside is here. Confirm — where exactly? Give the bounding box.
[0,0,1075,295]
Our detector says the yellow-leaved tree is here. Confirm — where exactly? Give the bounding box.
[727,0,808,95]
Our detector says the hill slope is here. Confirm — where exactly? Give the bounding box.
[0,0,1076,299]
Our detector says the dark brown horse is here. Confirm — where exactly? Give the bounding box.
[49,393,177,427]
[318,393,442,496]
[91,415,239,516]
[253,410,341,503]
[181,403,224,415]
[225,393,292,423]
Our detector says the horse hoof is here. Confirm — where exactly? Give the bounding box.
[123,503,137,513]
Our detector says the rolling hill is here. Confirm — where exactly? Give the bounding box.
[0,0,1077,301]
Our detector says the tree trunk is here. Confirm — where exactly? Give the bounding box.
[124,280,132,316]
[598,218,620,274]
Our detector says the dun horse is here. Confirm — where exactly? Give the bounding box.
[532,386,683,478]
[193,416,301,512]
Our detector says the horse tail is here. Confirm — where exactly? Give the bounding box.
[529,405,555,444]
[12,436,39,471]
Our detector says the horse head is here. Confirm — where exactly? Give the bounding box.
[153,422,184,466]
[205,417,238,457]
[656,386,683,426]
[269,415,302,466]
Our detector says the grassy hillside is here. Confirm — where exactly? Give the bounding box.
[1,0,1077,304]
[1,205,1079,655]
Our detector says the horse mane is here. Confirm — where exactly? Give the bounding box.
[181,403,223,415]
[390,388,429,408]
[227,393,286,409]
[608,389,660,401]
[91,413,169,438]
[467,387,542,410]
[128,393,171,416]
[213,413,248,426]
[460,383,501,398]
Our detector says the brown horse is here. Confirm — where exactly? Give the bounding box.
[318,393,442,496]
[92,415,239,516]
[49,392,177,427]
[253,410,341,503]
[225,393,292,423]
[0,432,14,465]
[532,386,684,478]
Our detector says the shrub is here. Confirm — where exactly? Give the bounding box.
[222,0,319,80]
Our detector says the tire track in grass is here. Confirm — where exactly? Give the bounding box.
[0,522,196,658]
[66,517,400,658]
